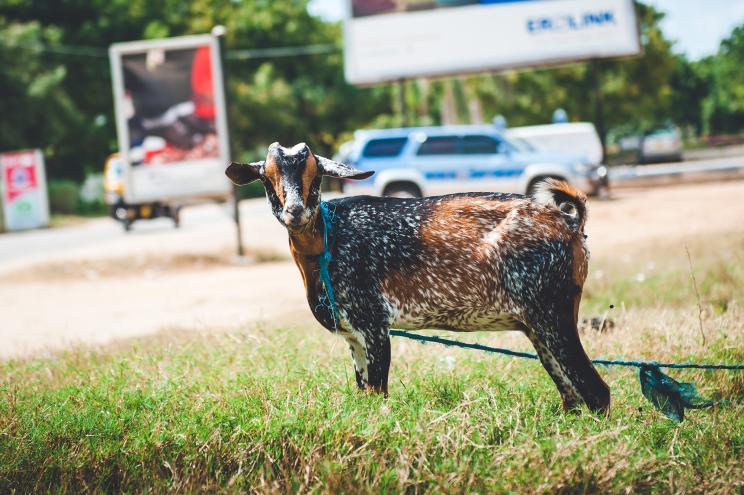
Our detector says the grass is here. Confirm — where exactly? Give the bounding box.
[1,234,744,493]
[582,232,744,316]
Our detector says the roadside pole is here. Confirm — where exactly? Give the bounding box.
[397,79,409,126]
[212,25,245,257]
[590,59,607,162]
[0,181,4,232]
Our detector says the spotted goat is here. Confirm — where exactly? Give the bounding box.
[226,142,610,413]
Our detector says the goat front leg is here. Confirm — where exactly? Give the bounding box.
[525,307,610,414]
[343,330,391,397]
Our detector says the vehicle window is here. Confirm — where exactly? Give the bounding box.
[508,137,535,152]
[361,137,407,158]
[416,136,459,155]
[462,135,500,154]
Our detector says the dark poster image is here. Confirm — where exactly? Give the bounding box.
[122,46,219,165]
[351,0,520,18]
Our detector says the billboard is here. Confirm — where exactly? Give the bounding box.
[109,35,231,203]
[0,149,49,231]
[344,0,641,84]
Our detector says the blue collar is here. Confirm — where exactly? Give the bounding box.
[317,201,340,328]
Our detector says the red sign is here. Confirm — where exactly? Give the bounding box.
[2,151,38,202]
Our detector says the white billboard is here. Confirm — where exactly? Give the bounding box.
[109,35,232,204]
[344,0,641,84]
[0,149,49,231]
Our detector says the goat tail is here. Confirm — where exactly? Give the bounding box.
[531,178,587,231]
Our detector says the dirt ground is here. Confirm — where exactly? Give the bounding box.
[2,180,744,360]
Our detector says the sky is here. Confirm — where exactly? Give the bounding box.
[308,0,744,60]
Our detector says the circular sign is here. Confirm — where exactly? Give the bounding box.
[10,167,31,189]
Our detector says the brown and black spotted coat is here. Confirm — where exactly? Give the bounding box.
[226,142,610,413]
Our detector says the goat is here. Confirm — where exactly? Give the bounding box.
[226,142,610,413]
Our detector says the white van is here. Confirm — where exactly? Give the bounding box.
[507,123,603,166]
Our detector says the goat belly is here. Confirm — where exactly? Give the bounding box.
[387,303,526,333]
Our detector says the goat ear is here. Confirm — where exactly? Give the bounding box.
[225,161,264,185]
[316,155,374,180]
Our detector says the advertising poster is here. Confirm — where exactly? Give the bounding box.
[0,149,49,231]
[344,0,641,84]
[109,35,231,203]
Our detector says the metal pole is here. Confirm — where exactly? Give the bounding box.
[397,79,408,126]
[212,25,244,257]
[590,59,607,162]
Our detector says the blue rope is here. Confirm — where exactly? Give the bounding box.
[389,330,744,370]
[318,201,340,329]
[317,201,744,372]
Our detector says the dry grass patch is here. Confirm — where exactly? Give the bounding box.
[2,248,287,283]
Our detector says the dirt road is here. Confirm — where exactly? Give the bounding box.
[2,181,744,359]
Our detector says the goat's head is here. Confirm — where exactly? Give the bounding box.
[225,142,373,231]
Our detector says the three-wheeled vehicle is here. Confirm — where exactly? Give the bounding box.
[103,153,181,231]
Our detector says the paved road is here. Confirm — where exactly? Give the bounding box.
[0,197,289,273]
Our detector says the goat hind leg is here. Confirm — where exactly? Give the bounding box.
[525,308,610,413]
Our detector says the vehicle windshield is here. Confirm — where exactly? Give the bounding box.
[505,136,535,152]
[646,128,677,138]
[106,159,123,180]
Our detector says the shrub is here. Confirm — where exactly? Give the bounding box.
[47,180,79,214]
[46,180,107,216]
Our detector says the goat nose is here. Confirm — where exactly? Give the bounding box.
[284,205,305,226]
[286,205,303,217]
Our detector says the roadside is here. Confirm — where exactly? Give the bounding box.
[0,196,291,275]
[683,143,744,161]
[609,155,744,189]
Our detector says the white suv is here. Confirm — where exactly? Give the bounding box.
[340,125,608,198]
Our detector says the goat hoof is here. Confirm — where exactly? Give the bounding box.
[361,384,388,398]
[561,398,583,413]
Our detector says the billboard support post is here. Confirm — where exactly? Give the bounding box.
[590,60,607,162]
[212,25,245,258]
[397,79,409,126]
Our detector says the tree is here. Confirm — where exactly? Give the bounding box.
[703,24,744,134]
[669,56,709,136]
[0,18,108,181]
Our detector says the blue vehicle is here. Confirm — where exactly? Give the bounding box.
[339,125,608,198]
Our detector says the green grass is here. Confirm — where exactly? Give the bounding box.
[1,234,744,493]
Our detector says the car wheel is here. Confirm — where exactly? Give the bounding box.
[383,183,422,198]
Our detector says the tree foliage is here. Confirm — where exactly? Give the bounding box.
[702,25,744,134]
[0,0,392,179]
[0,1,742,181]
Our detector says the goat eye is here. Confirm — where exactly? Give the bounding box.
[559,203,577,217]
